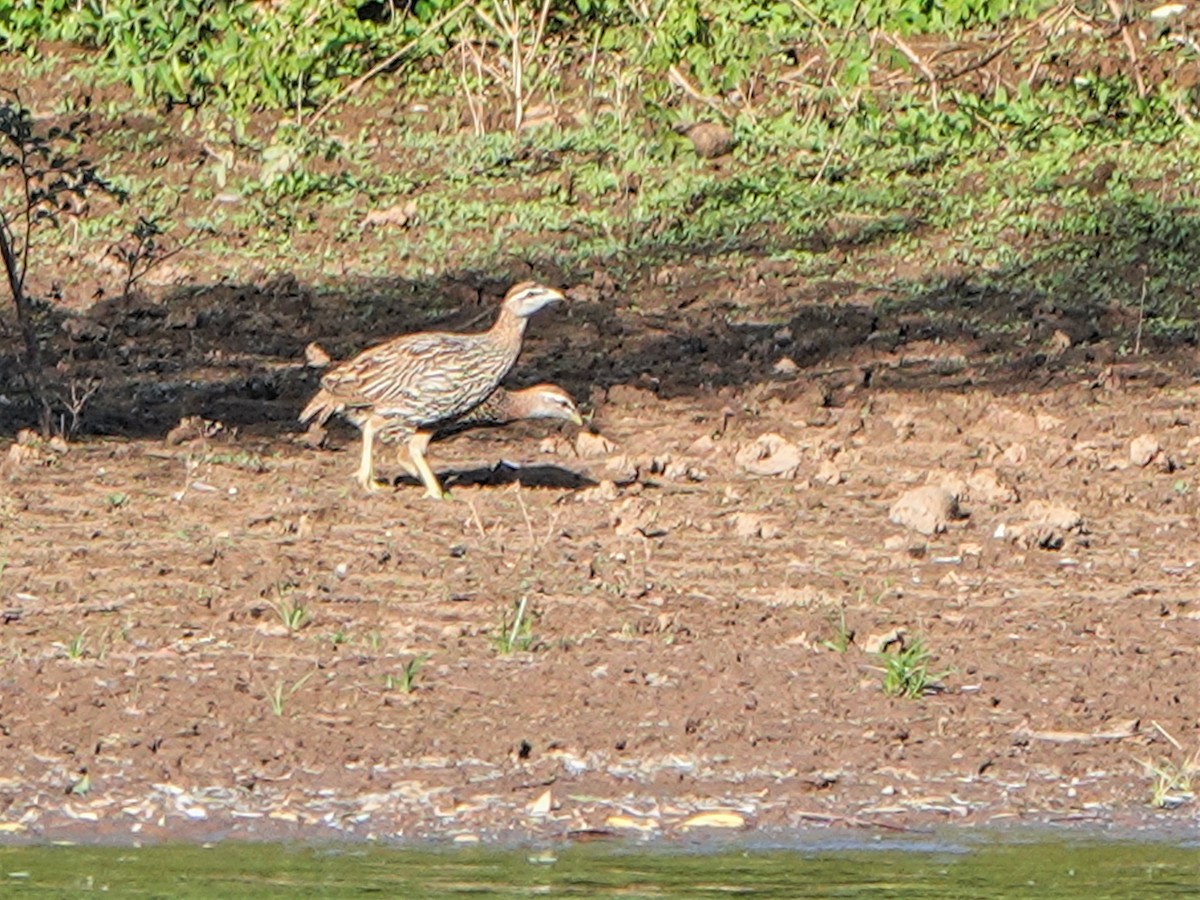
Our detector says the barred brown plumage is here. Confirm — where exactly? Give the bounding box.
[386,383,583,481]
[299,282,565,497]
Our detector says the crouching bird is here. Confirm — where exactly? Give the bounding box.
[299,282,565,498]
[386,383,583,483]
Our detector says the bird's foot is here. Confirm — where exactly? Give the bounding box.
[423,486,452,501]
[357,476,387,493]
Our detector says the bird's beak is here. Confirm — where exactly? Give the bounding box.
[569,410,584,426]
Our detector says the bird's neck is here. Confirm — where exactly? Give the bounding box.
[490,306,528,348]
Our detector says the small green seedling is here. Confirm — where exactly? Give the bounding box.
[877,637,949,698]
[268,671,314,716]
[492,596,536,654]
[1140,724,1198,809]
[65,629,88,661]
[384,654,430,693]
[821,605,854,652]
[271,586,309,634]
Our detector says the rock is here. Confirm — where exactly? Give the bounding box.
[5,443,37,467]
[813,459,842,486]
[864,627,906,654]
[966,468,1018,504]
[773,357,798,374]
[578,480,620,503]
[663,459,705,481]
[731,512,782,540]
[304,342,331,368]
[1046,329,1072,356]
[538,435,573,456]
[679,810,745,830]
[889,485,962,536]
[575,431,618,458]
[1002,443,1028,466]
[686,434,718,456]
[165,416,227,446]
[1024,500,1082,532]
[604,453,639,483]
[611,497,666,538]
[298,423,327,449]
[360,200,418,229]
[680,122,736,159]
[1005,500,1084,550]
[61,316,107,342]
[735,433,802,477]
[1130,433,1160,468]
[527,788,554,817]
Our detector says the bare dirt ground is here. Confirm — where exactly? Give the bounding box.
[0,265,1198,845]
[1,23,1199,843]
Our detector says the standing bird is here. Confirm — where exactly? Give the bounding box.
[299,282,565,498]
[386,383,583,482]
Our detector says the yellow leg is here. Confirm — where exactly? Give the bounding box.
[408,432,448,500]
[355,419,380,492]
[393,445,419,481]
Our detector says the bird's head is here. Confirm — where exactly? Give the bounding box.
[502,282,565,319]
[511,384,584,426]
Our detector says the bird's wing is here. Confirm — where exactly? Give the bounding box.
[321,333,500,418]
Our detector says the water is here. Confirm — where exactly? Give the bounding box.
[0,837,1196,897]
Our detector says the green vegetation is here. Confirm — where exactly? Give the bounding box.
[820,604,853,653]
[0,1,1057,114]
[384,653,431,693]
[493,596,537,654]
[267,670,314,716]
[64,628,88,661]
[877,636,949,698]
[1140,724,1199,809]
[271,587,310,634]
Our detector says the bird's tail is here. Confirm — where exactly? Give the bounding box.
[299,388,340,425]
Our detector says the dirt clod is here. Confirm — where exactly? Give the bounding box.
[1004,500,1085,549]
[576,431,618,457]
[735,432,802,477]
[680,122,736,159]
[1129,433,1161,467]
[304,342,332,368]
[889,484,962,535]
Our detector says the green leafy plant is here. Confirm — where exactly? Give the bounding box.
[271,586,309,634]
[877,637,949,698]
[1140,725,1199,810]
[492,597,536,654]
[384,654,431,693]
[65,629,88,661]
[820,604,854,653]
[267,670,315,717]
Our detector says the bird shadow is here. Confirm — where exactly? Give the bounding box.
[392,462,596,492]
